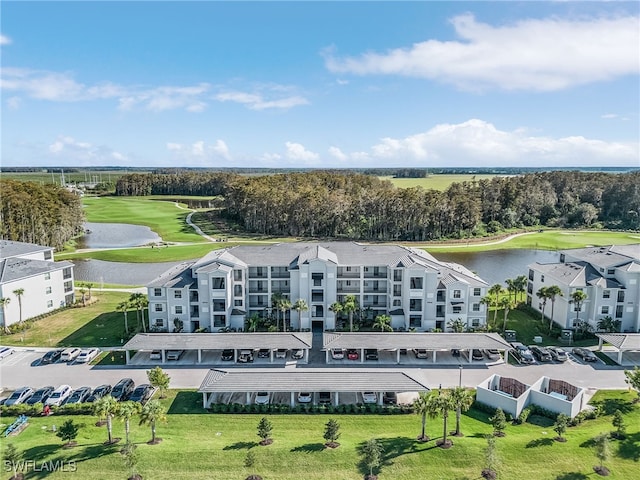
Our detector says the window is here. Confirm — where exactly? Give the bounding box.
[409,315,422,328]
[617,291,625,303]
[312,273,324,286]
[471,318,480,327]
[154,288,162,297]
[44,250,52,260]
[45,286,52,294]
[453,290,461,299]
[453,305,462,314]
[393,285,402,296]
[472,303,480,312]
[154,319,163,327]
[616,305,623,318]
[213,300,226,312]
[174,290,182,299]
[312,290,323,302]
[603,290,610,299]
[541,275,545,283]
[473,288,481,296]
[436,305,445,318]
[212,278,226,289]
[175,306,183,315]
[394,269,402,282]
[312,305,324,317]
[64,281,73,293]
[528,269,534,281]
[234,285,243,297]
[44,272,51,280]
[607,269,615,275]
[154,304,163,312]
[409,299,422,311]
[410,277,423,289]
[601,306,610,315]
[393,299,401,307]
[234,269,243,281]
[234,299,243,307]
[63,267,72,279]
[47,300,53,308]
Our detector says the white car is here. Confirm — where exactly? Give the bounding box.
[76,348,100,363]
[297,392,313,403]
[0,347,15,359]
[255,392,270,405]
[166,350,184,361]
[331,348,345,360]
[275,349,288,359]
[60,348,81,362]
[362,392,377,404]
[150,350,162,360]
[291,349,304,360]
[5,387,34,406]
[45,385,73,406]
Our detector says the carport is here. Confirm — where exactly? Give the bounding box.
[323,332,513,364]
[597,333,640,365]
[198,369,430,408]
[121,332,312,364]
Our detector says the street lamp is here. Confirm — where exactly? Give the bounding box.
[458,365,463,387]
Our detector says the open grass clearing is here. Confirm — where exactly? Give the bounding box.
[381,174,500,191]
[1,390,638,480]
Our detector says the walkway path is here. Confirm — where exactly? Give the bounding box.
[412,231,537,249]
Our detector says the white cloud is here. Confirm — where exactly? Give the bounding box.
[285,142,319,162]
[166,142,182,151]
[324,14,640,91]
[215,89,309,110]
[6,96,21,109]
[166,139,232,164]
[0,34,12,46]
[47,135,127,164]
[328,146,348,162]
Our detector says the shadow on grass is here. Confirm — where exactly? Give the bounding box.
[590,398,634,416]
[290,443,325,453]
[526,437,555,448]
[58,312,125,348]
[527,415,555,428]
[167,391,208,414]
[616,431,640,461]
[555,473,589,480]
[355,436,436,477]
[25,442,121,479]
[223,441,258,451]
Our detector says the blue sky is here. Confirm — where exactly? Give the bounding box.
[1,1,639,168]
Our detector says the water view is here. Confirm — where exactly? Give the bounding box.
[79,222,162,249]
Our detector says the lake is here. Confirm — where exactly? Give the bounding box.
[79,222,162,249]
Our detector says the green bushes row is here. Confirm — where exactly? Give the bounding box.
[0,402,94,417]
[207,402,414,415]
[472,401,601,427]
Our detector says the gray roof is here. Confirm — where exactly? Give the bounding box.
[0,257,73,284]
[528,261,602,287]
[562,245,639,268]
[596,333,640,351]
[0,240,52,259]
[322,332,512,350]
[198,369,430,393]
[147,262,195,288]
[123,332,313,350]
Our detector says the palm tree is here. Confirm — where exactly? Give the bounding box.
[413,391,436,441]
[116,301,131,335]
[12,288,25,327]
[570,290,588,326]
[505,278,517,306]
[93,395,119,444]
[246,313,260,333]
[488,284,502,325]
[434,392,455,448]
[373,314,392,332]
[117,401,141,444]
[536,287,549,322]
[499,297,511,332]
[292,299,308,331]
[78,284,87,307]
[546,285,563,333]
[129,293,148,332]
[449,387,474,437]
[329,301,343,329]
[480,295,492,324]
[342,294,358,332]
[279,297,292,332]
[139,399,167,445]
[0,297,11,334]
[271,292,284,331]
[514,275,528,305]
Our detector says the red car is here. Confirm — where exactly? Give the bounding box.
[347,349,359,360]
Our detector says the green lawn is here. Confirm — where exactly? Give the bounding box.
[1,390,638,479]
[0,291,131,348]
[381,174,499,191]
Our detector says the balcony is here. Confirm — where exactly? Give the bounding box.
[190,292,199,302]
[364,284,387,293]
[337,281,360,293]
[270,267,290,279]
[248,268,268,279]
[337,267,360,279]
[436,291,445,302]
[364,267,387,279]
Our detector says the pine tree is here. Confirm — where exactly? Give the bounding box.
[490,408,507,437]
[323,418,341,447]
[257,417,273,445]
[56,419,80,446]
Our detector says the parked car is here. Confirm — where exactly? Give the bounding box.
[383,392,398,405]
[166,350,184,361]
[255,391,270,404]
[291,349,304,360]
[413,349,429,359]
[65,386,92,405]
[111,378,135,401]
[26,386,55,405]
[530,345,553,362]
[45,385,73,406]
[0,347,14,359]
[60,347,81,362]
[331,348,345,360]
[318,392,331,404]
[548,346,568,362]
[572,347,598,362]
[472,349,484,361]
[365,349,379,361]
[129,384,155,404]
[238,350,254,363]
[483,349,501,360]
[297,392,313,403]
[451,349,461,357]
[362,392,377,404]
[40,349,63,364]
[5,387,34,406]
[257,349,270,358]
[87,384,112,403]
[221,349,234,361]
[347,349,359,360]
[150,350,162,360]
[275,349,288,359]
[510,342,535,364]
[76,348,100,364]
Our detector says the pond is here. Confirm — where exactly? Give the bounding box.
[78,222,162,249]
[72,259,185,286]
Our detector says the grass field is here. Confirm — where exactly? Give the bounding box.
[0,170,136,185]
[381,174,500,191]
[0,291,130,348]
[1,389,638,480]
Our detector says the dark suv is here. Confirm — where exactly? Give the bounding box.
[510,342,535,364]
[530,345,552,362]
[111,378,135,401]
[365,349,379,361]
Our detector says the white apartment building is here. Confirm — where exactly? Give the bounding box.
[0,240,75,327]
[527,244,640,332]
[147,242,488,333]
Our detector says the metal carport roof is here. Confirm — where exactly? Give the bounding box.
[198,369,430,393]
[322,332,512,351]
[597,333,640,351]
[123,332,313,351]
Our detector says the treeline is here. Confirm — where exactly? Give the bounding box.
[0,180,85,249]
[115,171,640,241]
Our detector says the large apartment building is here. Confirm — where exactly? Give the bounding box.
[0,240,75,328]
[527,245,640,332]
[147,242,489,333]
